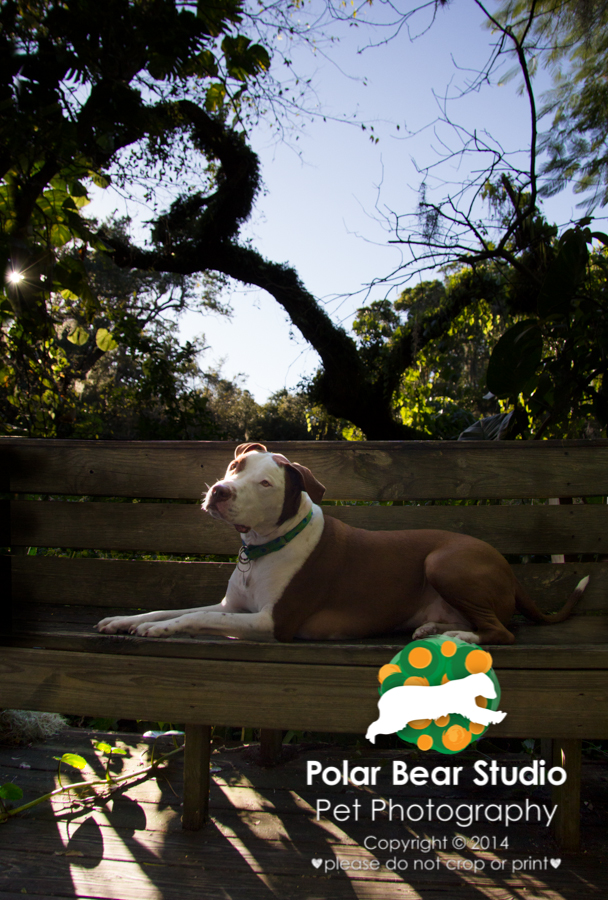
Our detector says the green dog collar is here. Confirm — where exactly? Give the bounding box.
[240,509,313,561]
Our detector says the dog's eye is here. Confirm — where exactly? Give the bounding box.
[260,480,272,487]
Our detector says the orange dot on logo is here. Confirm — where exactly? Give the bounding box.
[441,640,457,657]
[469,722,485,735]
[408,647,433,669]
[409,718,432,730]
[417,734,433,751]
[377,663,401,683]
[441,674,450,684]
[442,725,472,752]
[465,649,493,674]
[435,715,450,727]
[475,695,488,708]
[404,676,429,686]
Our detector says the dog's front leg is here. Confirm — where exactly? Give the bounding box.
[133,606,276,641]
[96,602,231,635]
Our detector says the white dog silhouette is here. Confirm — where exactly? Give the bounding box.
[366,671,507,744]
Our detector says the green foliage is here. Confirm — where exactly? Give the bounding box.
[0,740,184,823]
[0,223,227,439]
[492,0,608,209]
[54,753,87,770]
[0,0,272,331]
[485,224,608,437]
[486,320,543,397]
[353,276,513,439]
[53,751,87,788]
[0,782,23,802]
[203,379,344,442]
[353,220,608,440]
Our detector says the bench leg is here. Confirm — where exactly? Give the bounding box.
[551,739,582,851]
[259,728,283,766]
[182,723,211,831]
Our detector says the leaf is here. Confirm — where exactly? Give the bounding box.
[90,171,111,189]
[222,35,270,82]
[591,231,608,246]
[67,326,89,346]
[69,180,89,198]
[205,83,226,112]
[54,753,87,770]
[537,228,589,319]
[93,741,113,754]
[486,320,543,398]
[50,223,73,247]
[95,328,118,352]
[0,782,24,801]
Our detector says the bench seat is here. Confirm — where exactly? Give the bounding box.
[2,438,607,851]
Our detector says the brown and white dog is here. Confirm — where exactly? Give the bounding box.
[96,443,588,644]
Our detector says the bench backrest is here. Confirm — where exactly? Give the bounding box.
[2,439,608,638]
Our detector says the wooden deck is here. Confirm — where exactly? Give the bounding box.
[1,729,607,899]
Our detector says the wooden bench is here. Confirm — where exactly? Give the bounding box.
[1,438,607,851]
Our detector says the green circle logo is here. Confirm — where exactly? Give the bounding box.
[374,635,502,754]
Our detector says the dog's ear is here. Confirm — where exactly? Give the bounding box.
[276,463,305,525]
[235,442,267,458]
[272,455,326,519]
[289,462,325,504]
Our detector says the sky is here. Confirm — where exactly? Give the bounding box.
[88,0,597,403]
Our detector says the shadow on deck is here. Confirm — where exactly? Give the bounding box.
[1,728,606,899]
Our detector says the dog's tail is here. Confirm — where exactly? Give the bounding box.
[514,575,589,624]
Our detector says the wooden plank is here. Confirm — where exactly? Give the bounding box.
[0,555,10,635]
[10,496,608,554]
[4,437,608,500]
[2,730,606,896]
[9,497,236,554]
[4,616,608,667]
[11,556,231,607]
[0,851,518,900]
[510,561,608,612]
[258,728,284,766]
[1,497,10,634]
[1,647,607,736]
[182,723,211,830]
[12,556,607,612]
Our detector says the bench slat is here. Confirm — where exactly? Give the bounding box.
[1,647,606,737]
[10,555,608,612]
[11,556,231,607]
[10,498,608,554]
[4,439,608,500]
[4,622,608,667]
[10,602,608,648]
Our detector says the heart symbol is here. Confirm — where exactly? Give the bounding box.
[311,858,323,869]
[550,859,561,869]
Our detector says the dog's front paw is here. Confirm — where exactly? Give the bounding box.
[96,616,135,634]
[133,621,173,638]
[412,622,443,639]
[443,630,480,644]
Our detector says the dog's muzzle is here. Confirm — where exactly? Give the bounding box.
[204,482,235,511]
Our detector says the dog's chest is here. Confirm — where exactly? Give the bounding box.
[227,550,304,612]
[227,511,324,613]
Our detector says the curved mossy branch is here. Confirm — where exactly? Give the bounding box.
[103,108,478,439]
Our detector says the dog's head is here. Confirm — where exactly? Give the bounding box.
[202,443,325,536]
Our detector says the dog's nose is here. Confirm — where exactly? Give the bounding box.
[210,483,232,503]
